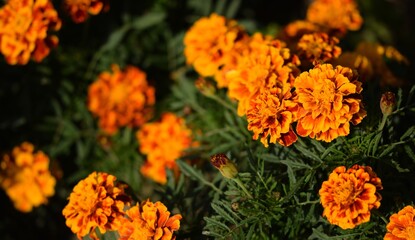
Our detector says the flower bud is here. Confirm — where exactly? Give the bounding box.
[210,153,238,179]
[380,92,396,116]
[195,78,215,97]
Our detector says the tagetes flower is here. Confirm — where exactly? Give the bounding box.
[319,165,383,229]
[62,172,131,240]
[283,20,321,39]
[119,200,182,240]
[0,0,61,65]
[137,113,194,184]
[306,0,363,35]
[183,13,248,81]
[332,52,374,82]
[64,0,109,23]
[294,64,366,142]
[0,142,56,212]
[385,206,415,240]
[210,154,238,179]
[88,64,155,135]
[297,33,342,63]
[227,39,298,116]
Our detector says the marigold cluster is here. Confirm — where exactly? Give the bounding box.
[306,0,363,34]
[297,33,342,63]
[137,113,194,184]
[118,200,182,240]
[294,63,366,142]
[183,13,249,88]
[88,64,155,135]
[319,165,383,229]
[0,0,61,65]
[0,142,56,212]
[384,205,415,240]
[62,172,131,240]
[64,0,109,23]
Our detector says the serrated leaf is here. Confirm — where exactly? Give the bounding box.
[204,217,231,232]
[211,201,238,225]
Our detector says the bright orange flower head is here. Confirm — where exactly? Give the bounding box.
[137,113,194,184]
[227,39,299,116]
[88,64,155,135]
[306,0,363,35]
[62,172,131,240]
[297,32,342,63]
[64,0,109,23]
[385,206,415,240]
[294,64,366,142]
[283,20,321,39]
[184,13,248,79]
[319,165,382,229]
[0,0,61,65]
[119,200,182,240]
[0,142,56,212]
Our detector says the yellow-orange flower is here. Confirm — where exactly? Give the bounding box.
[319,165,382,229]
[0,0,61,65]
[332,52,374,82]
[0,142,56,212]
[118,200,182,240]
[306,0,363,34]
[184,13,248,81]
[64,0,109,23]
[385,206,415,240]
[62,172,131,240]
[294,64,366,142]
[88,64,155,135]
[137,113,194,184]
[283,20,321,39]
[297,32,342,63]
[227,39,298,116]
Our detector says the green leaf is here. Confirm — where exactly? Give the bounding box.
[131,12,166,30]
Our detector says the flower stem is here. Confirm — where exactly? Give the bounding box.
[232,178,253,199]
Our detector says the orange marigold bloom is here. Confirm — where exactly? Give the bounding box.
[297,33,342,63]
[332,52,374,82]
[119,200,182,240]
[227,39,298,116]
[88,64,155,135]
[319,165,383,229]
[183,13,248,80]
[306,0,363,34]
[0,142,56,212]
[294,64,366,142]
[385,205,415,240]
[64,0,109,23]
[137,113,194,184]
[62,172,131,240]
[283,20,321,39]
[0,0,61,65]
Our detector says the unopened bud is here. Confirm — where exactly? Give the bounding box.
[210,153,238,179]
[380,92,396,116]
[195,78,215,96]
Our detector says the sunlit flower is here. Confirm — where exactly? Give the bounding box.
[297,32,342,63]
[119,200,182,240]
[88,64,155,135]
[62,172,131,240]
[319,165,383,229]
[385,205,415,240]
[0,0,61,65]
[137,113,194,184]
[227,39,298,116]
[0,142,56,212]
[332,52,374,82]
[64,0,109,23]
[306,0,363,35]
[183,13,248,82]
[294,64,366,142]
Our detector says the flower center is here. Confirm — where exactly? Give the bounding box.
[110,84,127,104]
[13,8,32,34]
[313,79,335,107]
[334,181,355,206]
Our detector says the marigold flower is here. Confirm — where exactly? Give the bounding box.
[385,205,415,240]
[306,0,363,34]
[62,172,131,240]
[210,153,238,179]
[0,0,61,65]
[297,33,342,63]
[88,64,155,135]
[294,64,366,142]
[380,92,396,117]
[64,0,109,23]
[319,165,383,229]
[118,200,182,240]
[137,113,194,184]
[332,52,374,82]
[0,142,56,212]
[183,13,248,82]
[283,20,321,39]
